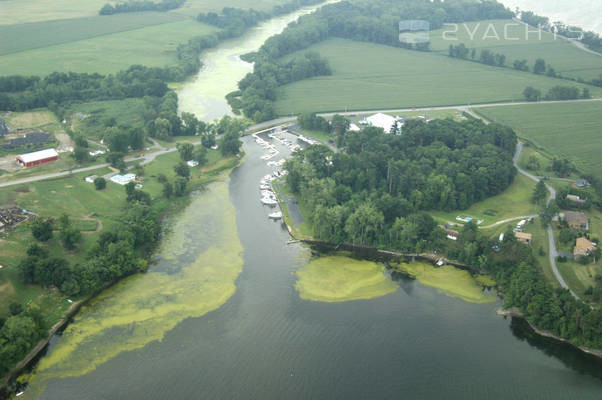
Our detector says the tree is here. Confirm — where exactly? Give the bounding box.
[523,86,541,102]
[193,146,208,166]
[526,155,540,170]
[153,117,172,140]
[94,177,106,190]
[220,131,242,156]
[106,152,126,172]
[177,142,194,161]
[73,145,89,163]
[31,217,54,242]
[533,59,546,74]
[162,181,173,198]
[173,176,187,196]
[201,133,216,148]
[9,302,23,316]
[60,226,81,250]
[181,112,198,136]
[532,180,548,205]
[174,162,190,179]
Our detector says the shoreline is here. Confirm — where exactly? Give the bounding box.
[0,157,243,399]
[275,186,602,361]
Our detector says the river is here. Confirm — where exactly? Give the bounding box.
[21,3,602,399]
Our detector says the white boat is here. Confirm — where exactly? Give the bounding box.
[261,197,278,205]
[268,211,283,219]
[259,184,272,190]
[261,190,273,197]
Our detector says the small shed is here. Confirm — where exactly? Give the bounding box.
[515,232,532,245]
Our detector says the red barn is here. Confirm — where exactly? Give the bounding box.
[16,148,59,167]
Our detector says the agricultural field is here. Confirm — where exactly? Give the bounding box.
[174,0,287,18]
[0,12,185,56]
[429,173,538,227]
[0,0,108,25]
[0,19,217,76]
[273,39,602,115]
[477,101,602,180]
[428,19,602,82]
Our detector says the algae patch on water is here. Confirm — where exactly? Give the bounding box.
[295,256,398,302]
[26,181,243,390]
[394,262,496,304]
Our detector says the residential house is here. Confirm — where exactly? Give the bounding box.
[566,194,585,205]
[573,237,596,259]
[564,211,589,230]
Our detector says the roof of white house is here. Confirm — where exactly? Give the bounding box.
[349,123,361,132]
[110,173,136,185]
[18,148,58,163]
[366,113,399,133]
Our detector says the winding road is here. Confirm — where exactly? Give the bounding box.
[513,142,579,299]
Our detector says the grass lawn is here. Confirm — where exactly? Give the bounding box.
[477,101,602,181]
[524,221,559,288]
[429,173,538,227]
[428,19,602,82]
[68,99,149,141]
[273,179,314,239]
[0,19,217,76]
[273,38,602,115]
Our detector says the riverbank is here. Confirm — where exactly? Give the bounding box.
[274,182,602,361]
[0,153,244,398]
[497,307,602,359]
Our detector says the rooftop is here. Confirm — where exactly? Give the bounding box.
[17,148,58,163]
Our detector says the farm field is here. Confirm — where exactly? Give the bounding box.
[0,12,186,56]
[0,19,217,76]
[477,101,602,180]
[429,173,538,227]
[428,19,602,82]
[173,0,287,18]
[273,39,602,115]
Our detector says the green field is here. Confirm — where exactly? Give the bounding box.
[174,0,287,18]
[274,39,602,115]
[0,19,217,76]
[0,12,186,56]
[429,173,538,227]
[477,101,602,180]
[428,19,602,82]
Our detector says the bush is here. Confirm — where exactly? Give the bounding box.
[94,177,106,190]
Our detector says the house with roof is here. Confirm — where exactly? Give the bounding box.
[16,148,58,167]
[563,211,589,230]
[363,113,402,133]
[574,237,596,259]
[515,232,532,245]
[566,194,585,205]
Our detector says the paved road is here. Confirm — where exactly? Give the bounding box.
[513,142,579,299]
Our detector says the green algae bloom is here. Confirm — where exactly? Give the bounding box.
[295,256,398,302]
[394,262,496,304]
[26,181,243,392]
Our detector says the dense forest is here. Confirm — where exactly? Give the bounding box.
[285,118,517,246]
[284,119,602,349]
[229,0,514,120]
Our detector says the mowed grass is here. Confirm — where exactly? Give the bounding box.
[477,101,602,180]
[274,38,602,115]
[0,13,185,55]
[428,19,602,82]
[0,20,217,76]
[429,173,538,227]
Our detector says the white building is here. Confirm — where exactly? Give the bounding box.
[364,113,402,133]
[349,123,361,132]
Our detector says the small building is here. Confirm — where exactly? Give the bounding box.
[89,149,106,157]
[110,173,136,185]
[564,211,589,230]
[515,232,532,245]
[440,224,459,240]
[574,179,590,189]
[566,194,585,205]
[349,123,361,132]
[574,237,596,259]
[84,175,98,183]
[187,160,199,167]
[16,148,58,167]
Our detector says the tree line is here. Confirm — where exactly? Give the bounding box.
[99,0,185,15]
[523,85,591,102]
